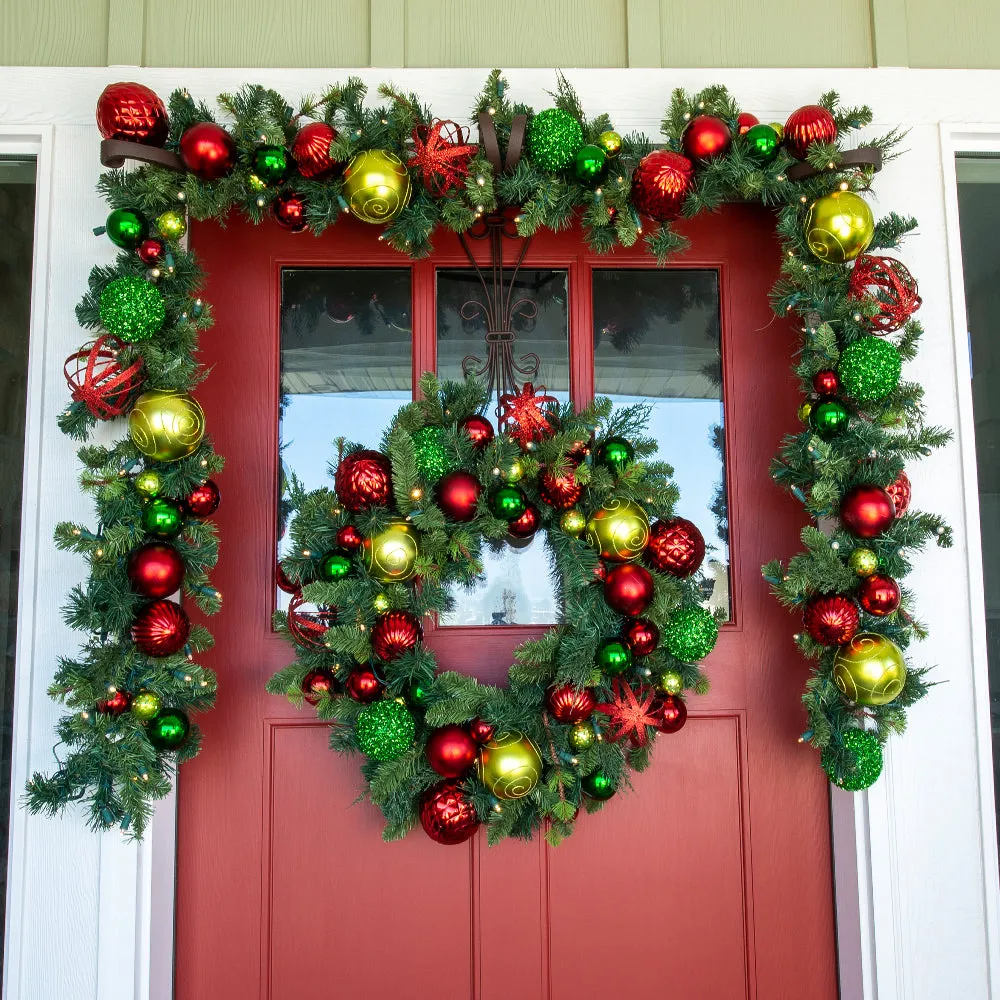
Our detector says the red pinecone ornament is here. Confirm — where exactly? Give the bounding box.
[631,150,694,222]
[783,105,838,160]
[131,600,190,657]
[426,724,478,778]
[857,573,901,616]
[885,470,911,516]
[508,503,540,540]
[183,479,221,518]
[371,610,422,661]
[458,414,494,449]
[96,82,168,145]
[64,335,144,420]
[301,668,337,705]
[848,255,922,334]
[127,542,184,599]
[546,685,596,723]
[682,115,732,162]
[408,120,477,196]
[624,618,660,656]
[604,564,655,617]
[420,779,480,845]
[436,470,481,522]
[803,594,860,646]
[292,122,343,179]
[287,592,337,648]
[335,450,393,511]
[273,191,308,232]
[539,470,583,509]
[656,694,688,734]
[840,485,895,538]
[645,517,705,577]
[179,122,237,180]
[345,666,384,703]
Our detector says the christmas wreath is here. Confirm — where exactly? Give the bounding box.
[26,70,951,839]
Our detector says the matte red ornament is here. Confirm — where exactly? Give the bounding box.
[631,150,694,222]
[624,618,660,656]
[292,122,343,180]
[178,121,237,180]
[97,689,132,715]
[273,190,308,232]
[183,479,221,518]
[812,369,840,396]
[604,563,655,617]
[546,685,596,723]
[857,573,901,617]
[420,779,480,845]
[64,335,144,420]
[127,542,184,599]
[275,562,299,594]
[345,666,384,703]
[336,524,363,551]
[655,694,688,734]
[131,600,190,657]
[885,470,911,517]
[783,105,838,160]
[96,82,168,145]
[468,718,496,745]
[335,450,393,511]
[840,484,895,538]
[425,724,479,777]
[848,255,922,334]
[595,678,660,747]
[458,414,494,450]
[436,470,481,522]
[644,517,705,577]
[287,592,337,648]
[301,668,337,705]
[508,502,540,540]
[539,469,583,509]
[137,239,164,265]
[803,594,860,646]
[736,112,759,135]
[682,115,732,162]
[371,610,423,661]
[497,383,559,448]
[407,119,477,196]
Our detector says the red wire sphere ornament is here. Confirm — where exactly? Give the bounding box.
[64,335,144,420]
[407,119,478,196]
[291,122,344,180]
[286,592,337,649]
[848,255,922,334]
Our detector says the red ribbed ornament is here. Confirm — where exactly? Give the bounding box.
[644,517,705,577]
[631,150,694,222]
[656,694,688,734]
[803,594,860,646]
[436,470,481,522]
[546,685,596,723]
[131,600,190,657]
[345,666,384,703]
[885,470,911,516]
[624,618,660,656]
[371,610,422,661]
[420,779,480,845]
[178,122,237,180]
[848,255,921,334]
[426,724,478,777]
[96,82,168,145]
[287,592,337,648]
[783,105,838,160]
[335,450,392,511]
[857,573,901,616]
[292,122,343,180]
[604,564,654,616]
[301,668,337,705]
[840,485,895,538]
[539,470,583,509]
[64,335,144,420]
[127,542,184,599]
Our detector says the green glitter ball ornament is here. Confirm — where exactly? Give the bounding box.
[597,638,633,675]
[573,144,607,186]
[355,699,416,761]
[319,551,352,582]
[595,436,635,474]
[568,723,595,751]
[156,209,186,241]
[581,770,617,800]
[528,108,584,172]
[838,337,902,402]
[142,497,183,539]
[821,728,883,791]
[663,606,719,662]
[810,397,849,438]
[106,208,148,249]
[490,485,527,522]
[99,276,166,343]
[413,426,450,481]
[147,709,191,750]
[131,690,162,722]
[744,123,781,165]
[252,145,291,185]
[849,547,879,577]
[134,470,163,499]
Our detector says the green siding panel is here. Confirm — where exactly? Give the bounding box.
[0,0,109,65]
[906,0,1000,67]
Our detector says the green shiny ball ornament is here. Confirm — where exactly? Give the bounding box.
[657,669,684,695]
[413,426,450,480]
[341,149,412,224]
[849,548,879,577]
[362,519,420,583]
[568,723,595,751]
[585,498,650,563]
[804,191,875,264]
[528,108,584,172]
[595,436,635,474]
[99,276,166,343]
[822,728,883,791]
[405,680,429,706]
[373,592,391,613]
[106,208,148,249]
[744,123,781,165]
[838,337,902,402]
[810,397,849,438]
[142,497,183,539]
[476,730,542,800]
[131,690,162,721]
[147,709,190,750]
[573,144,608,186]
[355,699,416,761]
[832,632,906,706]
[320,551,353,582]
[581,770,617,800]
[664,606,719,662]
[128,389,206,462]
[134,470,163,499]
[597,130,623,158]
[597,638,633,675]
[490,486,527,523]
[560,509,586,537]
[156,209,186,241]
[252,145,290,185]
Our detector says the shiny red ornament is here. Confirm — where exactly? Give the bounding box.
[595,678,660,747]
[275,562,299,594]
[96,82,168,145]
[178,121,237,180]
[840,484,895,538]
[592,560,609,583]
[426,724,479,777]
[539,469,583,509]
[273,191,308,233]
[182,479,220,518]
[604,563,655,617]
[631,150,694,222]
[566,440,591,465]
[813,369,840,396]
[345,666,384,703]
[848,255,922,334]
[97,690,132,715]
[420,779,481,845]
[292,122,343,180]
[287,592,337,648]
[436,470,481,522]
[682,115,732,162]
[656,694,688,734]
[458,414,495,449]
[468,718,496,745]
[624,618,660,656]
[783,105,838,160]
[407,119,477,196]
[857,573,901,617]
[371,610,423,661]
[508,502,540,540]
[336,525,363,552]
[301,668,337,705]
[497,383,559,448]
[64,335,144,420]
[803,594,860,646]
[137,239,164,265]
[546,685,596,723]
[644,517,705,577]
[736,112,759,135]
[131,600,190,657]
[335,450,393,511]
[885,470,911,517]
[127,542,184,599]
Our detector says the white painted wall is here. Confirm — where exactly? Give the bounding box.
[1,67,998,1000]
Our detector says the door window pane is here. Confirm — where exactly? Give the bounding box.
[593,268,729,617]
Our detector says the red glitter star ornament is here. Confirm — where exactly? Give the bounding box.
[595,678,660,747]
[407,120,477,196]
[497,383,559,448]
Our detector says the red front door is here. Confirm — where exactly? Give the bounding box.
[176,205,837,1000]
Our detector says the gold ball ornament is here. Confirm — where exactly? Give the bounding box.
[568,723,595,751]
[134,470,163,498]
[849,548,879,577]
[502,460,525,483]
[832,632,907,706]
[156,210,186,241]
[128,389,206,463]
[560,509,586,537]
[585,498,650,563]
[657,669,684,695]
[362,519,420,583]
[805,191,875,264]
[131,690,162,721]
[373,592,391,613]
[798,400,813,424]
[341,150,411,224]
[597,130,623,158]
[768,122,785,141]
[476,729,542,800]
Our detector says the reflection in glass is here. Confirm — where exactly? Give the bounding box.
[593,269,729,618]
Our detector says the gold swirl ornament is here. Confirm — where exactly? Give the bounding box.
[362,519,420,583]
[127,388,206,462]
[805,191,874,264]
[585,498,650,562]
[832,632,907,706]
[476,730,542,800]
[341,150,412,224]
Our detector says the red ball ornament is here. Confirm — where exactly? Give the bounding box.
[848,255,922,335]
[273,190,308,233]
[97,689,132,715]
[426,724,479,777]
[178,122,237,180]
[420,779,480,845]
[301,668,337,705]
[783,105,838,160]
[127,542,184,599]
[292,122,343,180]
[436,470,481,522]
[803,594,860,646]
[840,484,895,538]
[64,335,144,421]
[593,560,609,583]
[371,610,423,661]
[468,718,496,745]
[546,685,596,723]
[96,82,168,145]
[131,600,190,657]
[137,239,164,265]
[458,414,494,450]
[508,503,540,540]
[682,115,732,162]
[857,573,901,617]
[813,369,840,396]
[644,517,706,577]
[345,666,384,703]
[656,694,688,734]
[624,618,660,656]
[336,525,363,552]
[539,469,583,509]
[287,592,337,647]
[335,450,393,512]
[885,470,911,517]
[182,479,220,518]
[604,564,655,617]
[736,112,759,136]
[275,562,299,594]
[631,150,694,222]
